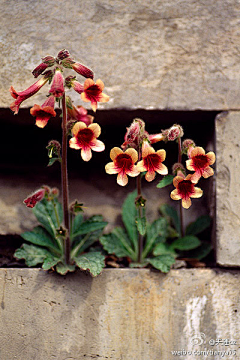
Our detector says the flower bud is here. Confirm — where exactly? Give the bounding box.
[172,162,186,175]
[121,118,148,150]
[182,139,195,156]
[46,140,61,158]
[49,68,65,98]
[23,188,46,208]
[162,124,184,142]
[32,56,55,78]
[57,49,70,60]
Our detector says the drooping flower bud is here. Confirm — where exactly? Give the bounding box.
[65,76,84,94]
[61,57,94,79]
[49,68,65,98]
[66,96,93,126]
[182,139,196,156]
[172,162,186,176]
[23,188,46,208]
[32,56,55,78]
[121,118,149,150]
[46,140,61,158]
[161,124,184,142]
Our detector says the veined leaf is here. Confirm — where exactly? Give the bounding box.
[148,254,176,273]
[72,215,107,238]
[157,175,174,188]
[71,229,103,258]
[171,235,201,250]
[122,191,138,250]
[186,215,211,236]
[100,233,133,259]
[160,204,181,234]
[142,218,168,259]
[21,226,61,253]
[153,242,177,257]
[56,262,76,275]
[112,227,136,259]
[14,244,51,267]
[42,255,61,270]
[71,213,83,236]
[74,251,105,277]
[136,215,146,236]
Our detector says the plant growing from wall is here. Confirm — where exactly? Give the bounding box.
[10,49,109,275]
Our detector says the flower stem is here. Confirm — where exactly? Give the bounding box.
[177,137,184,237]
[61,93,71,264]
[137,174,144,263]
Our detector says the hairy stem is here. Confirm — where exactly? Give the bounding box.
[61,93,71,264]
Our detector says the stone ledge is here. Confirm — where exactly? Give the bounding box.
[0,268,239,359]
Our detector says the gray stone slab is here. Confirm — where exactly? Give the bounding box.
[0,268,239,359]
[2,0,240,111]
[216,111,240,266]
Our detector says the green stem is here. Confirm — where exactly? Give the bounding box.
[61,93,71,264]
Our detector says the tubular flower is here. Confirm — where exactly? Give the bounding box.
[9,74,50,114]
[105,147,140,186]
[62,58,94,79]
[186,146,216,184]
[121,118,148,150]
[65,76,84,94]
[67,102,93,126]
[137,141,168,182]
[170,173,203,209]
[69,121,105,161]
[30,95,56,128]
[148,133,165,144]
[23,188,46,208]
[81,79,109,112]
[32,56,55,78]
[49,68,65,98]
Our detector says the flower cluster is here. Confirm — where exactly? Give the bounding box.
[10,49,109,125]
[105,118,168,186]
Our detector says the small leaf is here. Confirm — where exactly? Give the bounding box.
[153,243,177,257]
[74,251,105,277]
[171,235,201,250]
[21,226,61,253]
[56,262,76,275]
[48,157,61,167]
[148,254,176,273]
[42,255,61,270]
[186,215,211,236]
[100,233,132,258]
[157,175,174,188]
[14,244,51,267]
[122,191,138,248]
[136,215,146,236]
[160,204,180,234]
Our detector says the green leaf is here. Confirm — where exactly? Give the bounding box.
[100,233,133,258]
[142,218,168,258]
[56,262,76,275]
[185,242,212,260]
[42,255,61,270]
[136,215,146,236]
[72,213,83,235]
[71,229,103,258]
[112,227,136,259]
[33,198,63,238]
[148,254,176,273]
[122,191,138,249]
[130,260,149,268]
[153,243,177,257]
[160,204,181,234]
[74,251,105,277]
[171,235,201,250]
[72,215,107,238]
[21,226,61,253]
[48,157,61,167]
[186,215,211,235]
[14,244,51,267]
[157,175,174,188]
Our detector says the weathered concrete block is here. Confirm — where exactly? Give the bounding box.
[0,268,239,360]
[216,111,240,266]
[2,0,240,110]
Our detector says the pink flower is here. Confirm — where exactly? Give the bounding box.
[81,79,109,112]
[66,98,93,126]
[30,95,56,128]
[69,121,105,161]
[65,76,84,94]
[148,133,165,144]
[170,173,203,209]
[62,57,94,79]
[9,75,50,114]
[49,69,65,98]
[121,119,148,150]
[186,146,216,184]
[105,147,140,186]
[23,188,46,208]
[137,141,168,182]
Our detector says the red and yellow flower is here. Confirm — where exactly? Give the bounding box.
[170,173,203,209]
[9,74,50,114]
[105,147,140,186]
[81,79,109,112]
[137,141,168,182]
[30,95,56,128]
[69,121,105,161]
[186,146,215,184]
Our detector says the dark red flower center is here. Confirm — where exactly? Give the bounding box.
[144,153,160,170]
[115,153,133,172]
[178,180,194,198]
[77,128,94,146]
[193,154,209,170]
[85,85,101,100]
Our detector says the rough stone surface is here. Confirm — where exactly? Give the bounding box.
[0,268,239,360]
[2,0,240,111]
[216,111,240,266]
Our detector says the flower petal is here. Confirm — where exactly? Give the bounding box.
[69,137,81,150]
[72,121,87,136]
[186,159,195,171]
[142,141,155,157]
[126,165,140,177]
[190,146,205,158]
[207,152,216,165]
[182,197,192,209]
[155,163,168,176]
[136,160,147,172]
[125,148,138,163]
[173,176,184,188]
[97,93,110,103]
[156,149,166,162]
[202,166,214,178]
[170,189,181,200]
[105,162,118,174]
[91,139,105,152]
[191,187,203,198]
[84,78,95,90]
[81,92,90,102]
[96,79,104,91]
[89,123,101,138]
[145,170,156,182]
[110,147,123,161]
[117,172,128,186]
[81,147,92,162]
